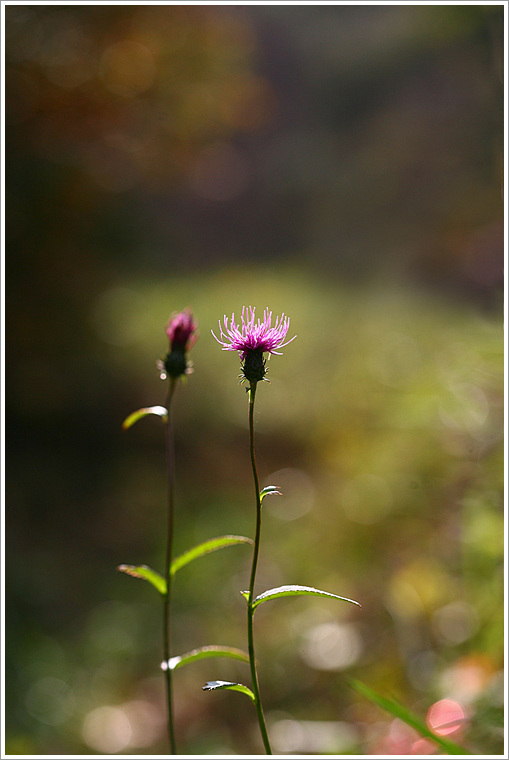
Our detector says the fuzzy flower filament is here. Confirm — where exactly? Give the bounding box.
[212,307,295,385]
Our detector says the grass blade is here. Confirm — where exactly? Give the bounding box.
[122,406,167,430]
[170,535,253,576]
[348,679,470,755]
[117,564,166,595]
[260,485,282,502]
[163,645,249,671]
[252,584,361,610]
[203,680,255,702]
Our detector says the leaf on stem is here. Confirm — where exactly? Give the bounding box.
[347,679,470,755]
[260,485,282,502]
[122,406,168,430]
[162,645,250,671]
[250,584,361,610]
[117,564,166,595]
[170,535,253,576]
[202,681,256,702]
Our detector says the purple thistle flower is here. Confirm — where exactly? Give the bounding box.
[212,307,295,384]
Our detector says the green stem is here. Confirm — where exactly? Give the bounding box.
[163,378,178,754]
[247,383,272,755]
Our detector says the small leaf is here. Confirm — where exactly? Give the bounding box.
[348,679,470,755]
[122,406,167,430]
[252,584,361,610]
[202,681,255,702]
[260,485,282,502]
[162,645,250,671]
[171,535,253,576]
[117,564,166,595]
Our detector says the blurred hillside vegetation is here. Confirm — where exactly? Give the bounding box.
[5,3,504,756]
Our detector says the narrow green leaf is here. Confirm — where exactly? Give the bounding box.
[252,584,361,610]
[163,645,250,671]
[202,680,255,702]
[122,405,167,430]
[171,535,253,576]
[260,485,282,502]
[348,679,470,755]
[117,564,166,595]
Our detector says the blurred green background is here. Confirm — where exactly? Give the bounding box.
[5,4,504,756]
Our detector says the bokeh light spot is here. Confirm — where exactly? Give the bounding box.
[82,705,132,753]
[387,559,451,618]
[121,700,166,748]
[25,677,75,726]
[301,621,363,671]
[427,698,467,737]
[265,468,315,521]
[432,601,479,645]
[271,718,360,754]
[438,655,496,703]
[38,13,94,88]
[100,40,156,97]
[439,382,489,435]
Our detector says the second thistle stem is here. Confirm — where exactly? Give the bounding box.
[247,383,272,755]
[163,378,178,754]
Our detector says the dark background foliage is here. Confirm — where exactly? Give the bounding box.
[5,3,504,755]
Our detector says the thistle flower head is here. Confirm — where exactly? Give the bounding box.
[212,306,295,384]
[159,309,198,379]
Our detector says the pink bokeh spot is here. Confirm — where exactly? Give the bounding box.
[411,737,437,754]
[427,698,467,737]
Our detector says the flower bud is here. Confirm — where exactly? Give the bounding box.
[166,309,198,353]
[159,309,198,379]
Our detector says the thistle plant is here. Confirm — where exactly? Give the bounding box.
[118,309,253,754]
[206,307,361,754]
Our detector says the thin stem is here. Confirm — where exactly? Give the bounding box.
[163,378,178,754]
[247,382,272,755]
